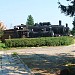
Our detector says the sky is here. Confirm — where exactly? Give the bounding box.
[0,0,74,29]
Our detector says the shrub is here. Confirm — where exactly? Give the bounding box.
[12,52,18,56]
[5,36,74,47]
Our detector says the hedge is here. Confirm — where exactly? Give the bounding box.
[5,36,74,47]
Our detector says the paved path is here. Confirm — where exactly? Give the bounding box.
[0,44,75,75]
[0,51,34,75]
[5,44,75,56]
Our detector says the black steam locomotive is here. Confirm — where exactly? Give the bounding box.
[13,20,69,38]
[2,20,70,40]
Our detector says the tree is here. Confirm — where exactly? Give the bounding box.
[0,22,6,37]
[72,20,75,30]
[71,18,75,35]
[58,0,75,35]
[26,15,34,26]
[58,0,75,17]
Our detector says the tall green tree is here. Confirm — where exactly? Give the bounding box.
[71,18,75,35]
[26,15,34,26]
[58,0,75,35]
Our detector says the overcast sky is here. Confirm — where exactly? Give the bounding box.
[0,0,73,29]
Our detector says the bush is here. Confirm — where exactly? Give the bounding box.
[5,36,74,47]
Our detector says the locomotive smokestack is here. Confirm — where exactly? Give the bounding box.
[66,23,68,27]
[59,20,61,26]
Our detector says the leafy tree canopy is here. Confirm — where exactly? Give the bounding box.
[71,18,75,35]
[0,22,6,37]
[26,15,34,26]
[58,0,75,35]
[58,0,75,17]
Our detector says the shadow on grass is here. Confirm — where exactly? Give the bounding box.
[18,53,75,75]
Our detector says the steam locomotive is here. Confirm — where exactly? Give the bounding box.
[14,20,69,38]
[2,20,70,40]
